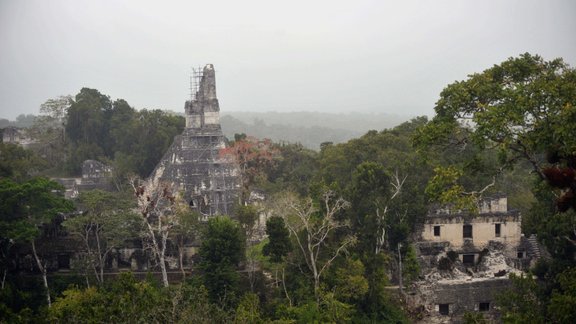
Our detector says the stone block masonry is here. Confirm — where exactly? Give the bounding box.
[148,64,240,217]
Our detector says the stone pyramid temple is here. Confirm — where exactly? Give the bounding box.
[148,64,240,217]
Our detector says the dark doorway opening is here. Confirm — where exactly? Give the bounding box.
[462,254,475,265]
[439,304,449,315]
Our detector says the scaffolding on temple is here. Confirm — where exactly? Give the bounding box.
[151,64,239,218]
[190,67,203,101]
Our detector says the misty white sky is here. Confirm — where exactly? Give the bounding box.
[1,0,575,120]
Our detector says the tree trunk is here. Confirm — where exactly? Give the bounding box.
[282,267,292,307]
[31,240,51,307]
[1,269,6,290]
[81,225,100,284]
[398,244,404,297]
[178,242,186,279]
[248,257,256,292]
[95,228,104,284]
[145,222,169,287]
[159,233,169,287]
[308,236,321,304]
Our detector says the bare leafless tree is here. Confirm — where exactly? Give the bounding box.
[131,178,179,287]
[375,169,407,255]
[276,191,356,303]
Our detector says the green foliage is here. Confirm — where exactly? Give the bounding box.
[547,267,576,323]
[263,143,319,196]
[463,311,487,324]
[319,292,354,323]
[175,282,233,323]
[199,216,246,307]
[425,166,477,212]
[330,258,369,303]
[263,216,292,263]
[0,177,73,242]
[348,161,391,255]
[26,96,71,174]
[235,293,263,324]
[496,273,545,324]
[49,286,110,322]
[403,244,420,284]
[415,53,576,207]
[523,179,576,261]
[288,302,322,323]
[236,204,259,238]
[60,88,184,176]
[46,272,234,323]
[0,143,47,181]
[0,279,41,323]
[63,190,141,284]
[319,118,432,250]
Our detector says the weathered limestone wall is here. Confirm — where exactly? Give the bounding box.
[412,278,509,323]
[2,126,36,147]
[198,64,217,101]
[186,113,202,129]
[434,279,510,311]
[422,214,522,250]
[185,64,220,129]
[203,111,220,125]
[479,196,507,213]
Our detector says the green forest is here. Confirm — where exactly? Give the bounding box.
[1,54,575,323]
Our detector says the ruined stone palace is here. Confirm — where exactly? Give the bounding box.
[147,64,240,217]
[410,195,547,323]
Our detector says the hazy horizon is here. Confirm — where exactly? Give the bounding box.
[1,0,575,120]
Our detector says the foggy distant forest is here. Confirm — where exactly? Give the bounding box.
[1,111,411,149]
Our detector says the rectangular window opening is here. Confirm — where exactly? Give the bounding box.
[495,223,501,237]
[439,303,450,315]
[517,251,524,259]
[434,226,441,236]
[479,302,490,311]
[463,224,473,238]
[462,254,475,265]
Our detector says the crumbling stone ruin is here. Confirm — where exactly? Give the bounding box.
[54,160,115,198]
[1,126,36,148]
[147,64,240,218]
[408,195,548,323]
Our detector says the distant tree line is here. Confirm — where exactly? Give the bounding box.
[11,88,184,179]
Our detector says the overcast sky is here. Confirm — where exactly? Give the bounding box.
[1,0,575,120]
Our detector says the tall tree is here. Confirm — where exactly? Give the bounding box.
[63,190,141,284]
[28,96,72,170]
[65,88,111,174]
[414,53,576,210]
[0,177,74,306]
[0,143,46,181]
[220,136,279,203]
[263,216,292,263]
[169,203,200,279]
[263,216,293,304]
[132,180,180,287]
[198,216,245,306]
[274,190,356,303]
